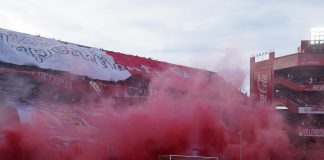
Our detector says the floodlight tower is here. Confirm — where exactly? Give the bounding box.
[310,27,324,44]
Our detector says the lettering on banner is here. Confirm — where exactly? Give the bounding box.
[126,87,150,97]
[155,71,167,78]
[114,63,127,71]
[140,64,151,73]
[126,66,141,72]
[90,81,101,94]
[304,107,312,113]
[0,31,117,70]
[36,72,73,90]
[169,67,190,78]
[298,128,324,137]
[257,73,268,103]
[14,45,53,63]
[299,106,324,114]
[125,76,150,97]
[312,85,324,91]
[0,32,9,43]
[1,31,194,80]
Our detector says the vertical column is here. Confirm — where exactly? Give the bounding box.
[250,56,255,106]
[269,52,275,107]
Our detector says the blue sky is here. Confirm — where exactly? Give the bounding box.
[1,0,324,92]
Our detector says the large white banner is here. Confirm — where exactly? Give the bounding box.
[0,28,130,82]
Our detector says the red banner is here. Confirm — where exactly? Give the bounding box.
[253,69,272,104]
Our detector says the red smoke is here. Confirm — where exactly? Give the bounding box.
[0,72,316,160]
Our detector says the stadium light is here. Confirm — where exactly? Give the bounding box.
[310,27,324,44]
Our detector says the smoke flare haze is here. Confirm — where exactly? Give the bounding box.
[0,71,300,160]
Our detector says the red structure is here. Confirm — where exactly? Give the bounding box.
[0,28,235,141]
[0,28,224,105]
[250,37,324,153]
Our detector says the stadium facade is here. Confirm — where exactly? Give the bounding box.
[250,30,324,154]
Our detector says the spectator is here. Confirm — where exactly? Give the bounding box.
[309,77,313,84]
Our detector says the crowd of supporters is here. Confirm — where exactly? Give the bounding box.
[275,67,324,84]
[275,89,324,128]
[280,108,324,128]
[276,89,324,106]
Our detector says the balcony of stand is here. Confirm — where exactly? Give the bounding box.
[275,75,324,91]
[274,76,307,91]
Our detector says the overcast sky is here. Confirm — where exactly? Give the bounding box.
[1,0,324,92]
